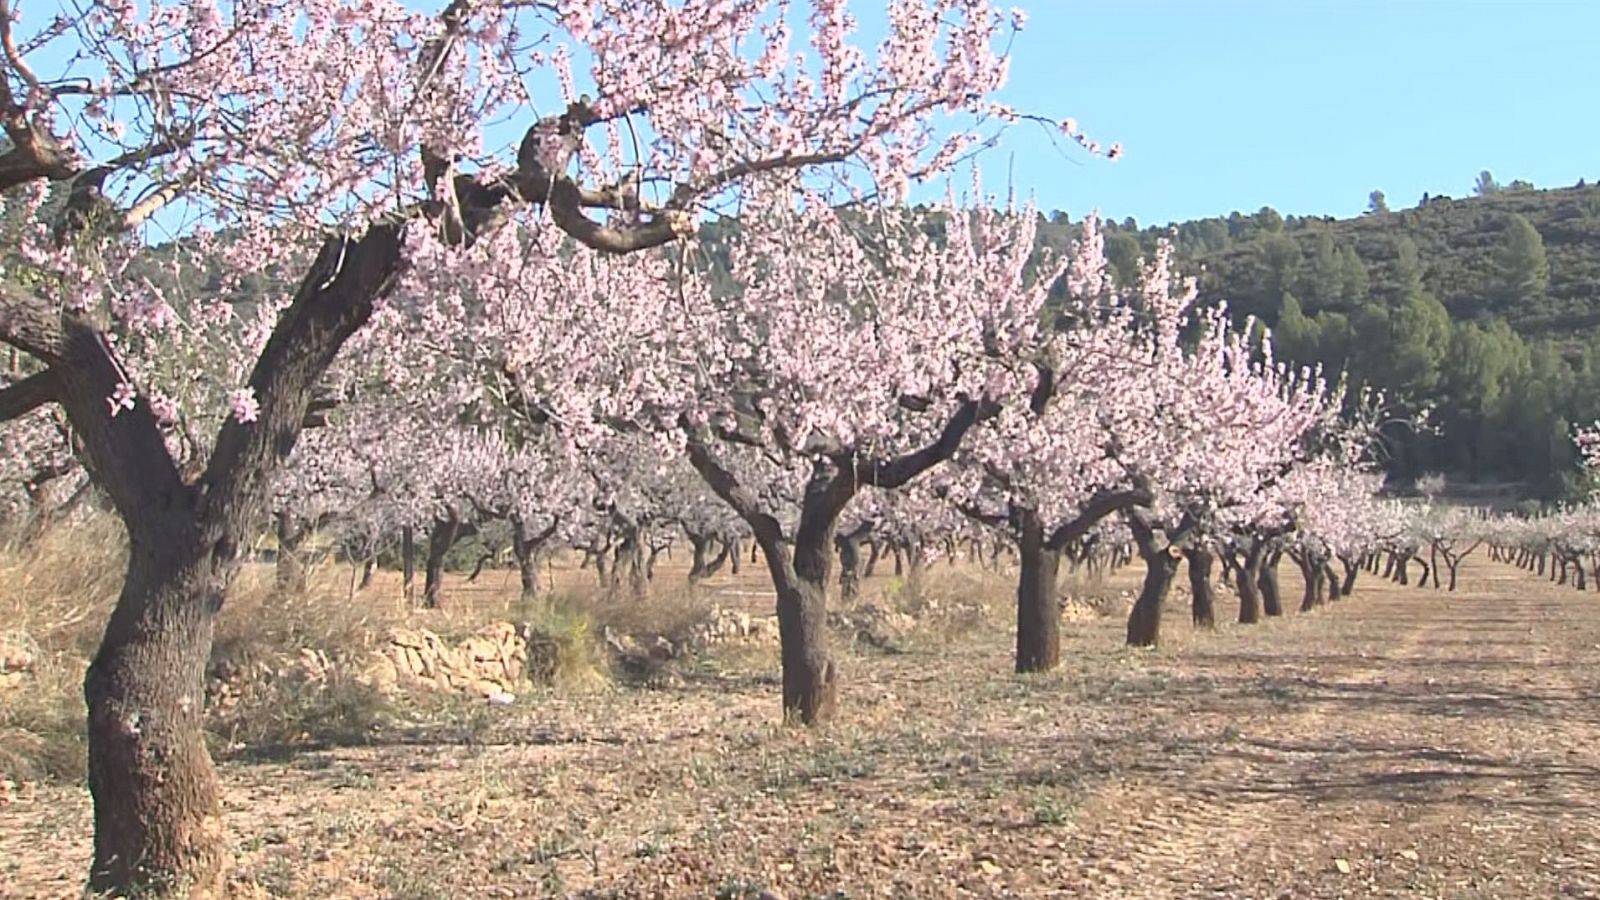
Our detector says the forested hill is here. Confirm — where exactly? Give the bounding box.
[1067,175,1600,500]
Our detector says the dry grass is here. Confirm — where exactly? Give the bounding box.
[9,527,1600,899]
[0,516,123,782]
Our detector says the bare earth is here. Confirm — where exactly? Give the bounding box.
[4,555,1600,899]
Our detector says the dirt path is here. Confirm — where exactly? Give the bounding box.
[1054,556,1600,898]
[5,556,1600,898]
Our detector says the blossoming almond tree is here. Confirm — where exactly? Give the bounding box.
[666,200,1058,723]
[466,196,1061,723]
[943,214,1161,671]
[1108,266,1341,648]
[0,0,1065,890]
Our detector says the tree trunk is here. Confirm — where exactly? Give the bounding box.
[1296,553,1326,612]
[1323,561,1341,601]
[401,525,416,603]
[863,539,882,577]
[423,516,474,609]
[1340,556,1359,596]
[274,511,308,594]
[1185,545,1217,629]
[1259,551,1284,617]
[1127,524,1181,648]
[510,515,555,602]
[1237,541,1267,624]
[728,536,743,575]
[837,529,865,604]
[85,530,225,895]
[766,547,836,725]
[358,556,376,591]
[1015,511,1062,673]
[687,532,713,582]
[612,526,648,600]
[465,551,493,582]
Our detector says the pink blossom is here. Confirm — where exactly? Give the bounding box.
[229,387,261,424]
[108,381,137,417]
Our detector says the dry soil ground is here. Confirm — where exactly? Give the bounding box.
[4,554,1600,898]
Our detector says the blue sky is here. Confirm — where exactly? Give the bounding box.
[934,0,1600,226]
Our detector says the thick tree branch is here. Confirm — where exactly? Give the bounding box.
[0,281,183,522]
[856,397,996,489]
[0,281,67,362]
[1045,487,1154,552]
[200,225,406,548]
[0,368,59,422]
[683,434,785,550]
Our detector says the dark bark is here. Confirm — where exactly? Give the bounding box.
[729,535,743,575]
[509,514,556,601]
[1259,551,1284,617]
[423,515,475,609]
[1295,552,1326,612]
[687,532,719,583]
[85,528,225,896]
[1015,510,1062,673]
[836,523,870,604]
[1340,556,1359,596]
[358,557,376,591]
[1236,540,1268,624]
[1127,521,1181,648]
[1323,561,1341,601]
[620,527,649,599]
[1185,545,1217,629]
[465,551,494,582]
[862,538,882,577]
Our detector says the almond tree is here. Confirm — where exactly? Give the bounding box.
[0,1,1055,890]
[944,215,1160,671]
[470,197,1065,722]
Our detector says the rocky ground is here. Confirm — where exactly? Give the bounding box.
[4,555,1599,898]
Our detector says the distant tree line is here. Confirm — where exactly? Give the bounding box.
[1036,173,1600,499]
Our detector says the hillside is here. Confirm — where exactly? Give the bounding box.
[1066,176,1600,499]
[1186,180,1600,334]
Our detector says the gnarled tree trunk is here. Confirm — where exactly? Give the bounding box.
[1015,510,1061,673]
[423,515,475,609]
[86,521,225,895]
[511,514,558,602]
[683,399,989,725]
[401,525,417,603]
[1340,555,1359,596]
[1185,544,1217,629]
[1295,552,1327,611]
[1236,539,1268,624]
[1259,550,1284,617]
[1127,521,1181,648]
